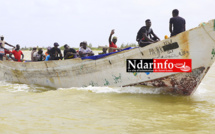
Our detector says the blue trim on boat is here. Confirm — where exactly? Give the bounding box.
[81,47,135,60]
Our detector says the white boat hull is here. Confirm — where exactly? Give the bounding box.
[1,19,215,95]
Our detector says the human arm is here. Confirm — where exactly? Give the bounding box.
[109,29,114,45]
[86,48,94,56]
[151,30,160,41]
[88,51,94,56]
[58,48,63,60]
[184,20,186,31]
[79,51,84,57]
[136,28,142,42]
[169,22,173,35]
[21,53,24,62]
[169,18,173,35]
[9,51,17,61]
[20,51,24,62]
[142,32,155,43]
[45,55,50,61]
[5,42,15,48]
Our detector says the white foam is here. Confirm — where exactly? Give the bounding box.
[193,83,208,95]
[59,86,162,94]
[0,81,49,93]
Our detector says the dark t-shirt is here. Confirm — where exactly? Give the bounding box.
[49,47,62,60]
[64,48,77,59]
[170,16,186,36]
[136,26,153,42]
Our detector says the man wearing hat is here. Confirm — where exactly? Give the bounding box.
[136,19,160,47]
[108,29,118,52]
[49,42,63,60]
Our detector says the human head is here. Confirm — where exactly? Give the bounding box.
[54,42,59,48]
[145,19,151,28]
[0,36,4,41]
[47,46,51,54]
[172,9,179,17]
[80,42,83,48]
[112,36,117,44]
[33,47,37,51]
[38,48,43,54]
[47,46,51,51]
[82,41,87,49]
[102,48,107,53]
[16,44,20,50]
[64,44,69,50]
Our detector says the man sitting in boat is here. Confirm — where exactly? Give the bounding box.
[169,9,186,37]
[79,41,94,57]
[31,47,37,61]
[136,19,160,47]
[76,42,83,57]
[49,42,63,60]
[9,44,24,62]
[45,46,52,61]
[63,44,77,59]
[108,29,118,53]
[33,48,46,61]
[99,48,108,55]
[0,36,15,60]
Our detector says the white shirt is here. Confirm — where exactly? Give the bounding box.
[0,40,5,48]
[33,52,44,61]
[79,47,92,53]
[79,47,93,57]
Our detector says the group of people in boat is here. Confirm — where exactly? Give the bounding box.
[30,41,95,62]
[136,9,185,47]
[0,9,185,62]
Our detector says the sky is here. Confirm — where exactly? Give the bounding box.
[0,0,214,48]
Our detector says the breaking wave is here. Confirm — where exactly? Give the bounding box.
[59,86,163,94]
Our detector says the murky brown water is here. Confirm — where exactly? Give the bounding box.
[0,51,215,134]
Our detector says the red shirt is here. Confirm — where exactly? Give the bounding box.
[12,50,23,62]
[109,42,117,52]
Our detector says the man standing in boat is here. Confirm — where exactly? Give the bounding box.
[169,9,186,37]
[9,44,24,62]
[0,36,15,60]
[136,19,160,47]
[108,29,118,53]
[49,42,63,60]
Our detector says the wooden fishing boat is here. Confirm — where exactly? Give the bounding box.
[0,19,215,95]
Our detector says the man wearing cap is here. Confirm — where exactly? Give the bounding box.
[169,9,186,37]
[79,41,94,57]
[108,29,118,52]
[136,19,160,47]
[49,42,63,60]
